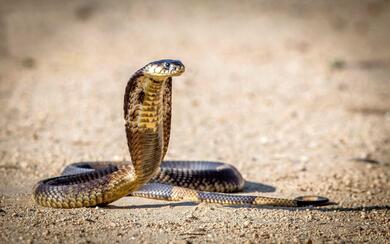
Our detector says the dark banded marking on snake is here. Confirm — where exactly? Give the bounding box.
[33,59,329,208]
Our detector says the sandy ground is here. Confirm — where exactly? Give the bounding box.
[1,0,390,243]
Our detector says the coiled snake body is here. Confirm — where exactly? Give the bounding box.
[33,59,328,208]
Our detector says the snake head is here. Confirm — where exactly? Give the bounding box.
[142,59,185,78]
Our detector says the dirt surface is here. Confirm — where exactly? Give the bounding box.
[1,1,390,243]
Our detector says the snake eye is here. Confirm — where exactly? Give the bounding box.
[163,62,170,69]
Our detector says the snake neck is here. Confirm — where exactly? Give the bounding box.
[124,74,170,189]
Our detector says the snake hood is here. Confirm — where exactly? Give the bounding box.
[143,59,185,78]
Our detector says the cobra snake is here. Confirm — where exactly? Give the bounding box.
[33,59,328,208]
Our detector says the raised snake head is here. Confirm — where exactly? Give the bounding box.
[142,59,185,78]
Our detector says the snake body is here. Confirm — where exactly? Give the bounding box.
[33,59,328,208]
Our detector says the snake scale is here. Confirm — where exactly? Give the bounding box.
[33,59,328,208]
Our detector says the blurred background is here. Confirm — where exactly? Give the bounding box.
[0,0,389,243]
[1,0,389,174]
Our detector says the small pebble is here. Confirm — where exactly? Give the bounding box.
[109,222,117,228]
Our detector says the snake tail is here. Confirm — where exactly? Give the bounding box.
[132,183,299,206]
